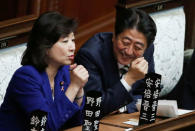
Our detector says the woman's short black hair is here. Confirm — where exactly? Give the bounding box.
[115,7,157,47]
[21,11,77,72]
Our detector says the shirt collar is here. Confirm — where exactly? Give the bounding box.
[117,63,130,69]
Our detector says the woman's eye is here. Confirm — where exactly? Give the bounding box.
[72,39,75,42]
[62,40,68,43]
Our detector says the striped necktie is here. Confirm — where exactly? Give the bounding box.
[118,65,129,113]
[119,65,129,78]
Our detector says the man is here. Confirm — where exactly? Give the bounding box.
[75,7,157,117]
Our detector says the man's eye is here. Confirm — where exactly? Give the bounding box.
[122,41,129,46]
[134,46,142,50]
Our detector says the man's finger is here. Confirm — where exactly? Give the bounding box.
[132,57,144,65]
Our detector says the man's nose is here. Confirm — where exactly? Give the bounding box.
[125,45,134,55]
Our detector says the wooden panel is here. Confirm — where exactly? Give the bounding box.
[69,0,117,51]
[117,0,183,17]
[0,0,32,21]
[58,0,81,19]
[1,0,193,50]
[16,0,30,17]
[0,0,41,49]
[119,0,182,8]
[75,11,115,53]
[43,0,194,51]
[43,0,117,51]
[0,0,118,49]
[0,0,17,21]
[75,0,117,25]
[184,0,195,49]
[51,0,117,26]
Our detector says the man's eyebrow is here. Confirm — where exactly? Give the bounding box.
[122,36,145,48]
[122,36,131,41]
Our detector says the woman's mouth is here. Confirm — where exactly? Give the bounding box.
[68,55,74,60]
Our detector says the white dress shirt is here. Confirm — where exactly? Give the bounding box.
[118,63,132,92]
[118,63,132,113]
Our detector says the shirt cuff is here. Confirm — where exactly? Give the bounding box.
[120,75,132,92]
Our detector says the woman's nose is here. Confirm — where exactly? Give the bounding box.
[69,41,75,51]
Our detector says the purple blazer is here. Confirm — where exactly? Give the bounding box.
[0,65,84,131]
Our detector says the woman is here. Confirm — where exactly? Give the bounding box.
[0,11,89,130]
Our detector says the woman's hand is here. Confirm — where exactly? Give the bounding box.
[70,64,89,90]
[65,64,89,104]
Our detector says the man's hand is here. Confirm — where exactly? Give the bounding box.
[124,57,148,86]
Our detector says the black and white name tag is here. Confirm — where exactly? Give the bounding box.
[139,73,162,126]
[82,91,102,131]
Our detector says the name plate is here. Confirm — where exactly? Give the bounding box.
[82,91,102,131]
[139,73,162,125]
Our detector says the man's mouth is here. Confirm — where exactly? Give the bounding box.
[121,51,136,59]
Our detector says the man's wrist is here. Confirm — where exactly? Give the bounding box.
[124,74,136,86]
[121,75,132,92]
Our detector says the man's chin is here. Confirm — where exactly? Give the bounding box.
[119,60,132,65]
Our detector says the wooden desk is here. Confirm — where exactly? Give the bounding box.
[66,112,140,131]
[66,111,195,130]
[100,112,163,129]
[66,123,124,131]
[100,112,139,129]
[66,112,162,130]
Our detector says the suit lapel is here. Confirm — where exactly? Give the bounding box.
[102,38,120,87]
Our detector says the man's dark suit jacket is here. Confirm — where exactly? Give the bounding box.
[75,32,155,117]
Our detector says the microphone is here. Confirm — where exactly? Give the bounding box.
[138,72,162,126]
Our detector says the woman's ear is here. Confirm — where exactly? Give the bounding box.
[45,49,50,63]
[46,49,50,56]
